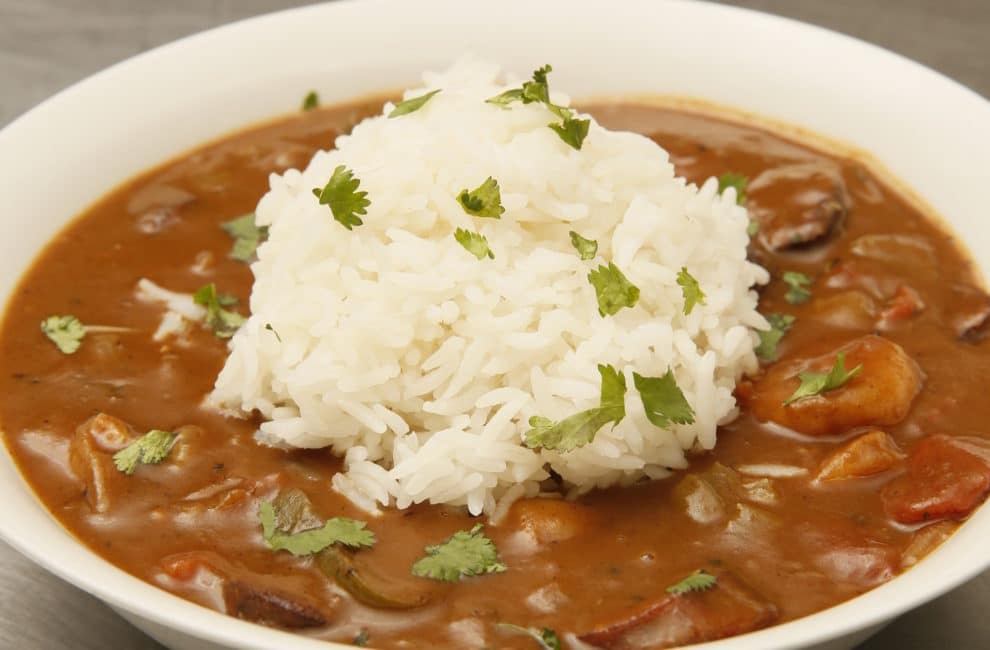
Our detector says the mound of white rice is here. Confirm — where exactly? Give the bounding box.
[209,58,769,517]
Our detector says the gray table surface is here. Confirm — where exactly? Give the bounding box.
[1,0,988,648]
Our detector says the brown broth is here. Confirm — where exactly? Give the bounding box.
[2,98,989,649]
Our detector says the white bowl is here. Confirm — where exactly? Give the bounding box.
[1,1,989,649]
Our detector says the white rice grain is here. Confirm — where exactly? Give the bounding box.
[209,58,767,516]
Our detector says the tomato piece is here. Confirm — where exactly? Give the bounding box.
[882,435,990,524]
[877,285,925,331]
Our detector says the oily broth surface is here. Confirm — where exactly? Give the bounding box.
[1,98,989,648]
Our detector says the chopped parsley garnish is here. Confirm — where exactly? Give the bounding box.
[524,364,626,451]
[193,283,246,338]
[549,116,591,151]
[783,351,862,406]
[40,315,85,354]
[259,501,375,556]
[747,220,760,236]
[486,88,524,108]
[588,262,640,316]
[221,212,268,262]
[312,165,371,230]
[486,64,589,150]
[717,173,748,205]
[411,523,506,582]
[112,429,176,475]
[568,230,598,260]
[524,64,553,104]
[301,91,319,111]
[677,267,706,315]
[755,313,796,361]
[352,630,370,647]
[454,228,494,260]
[457,176,505,219]
[633,370,696,428]
[782,271,813,305]
[388,89,441,118]
[496,623,561,650]
[488,64,552,107]
[666,569,718,595]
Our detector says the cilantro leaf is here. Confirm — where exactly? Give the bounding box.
[301,90,319,111]
[221,214,261,240]
[633,370,696,428]
[496,623,561,650]
[549,116,590,150]
[457,177,505,219]
[411,523,506,582]
[524,64,553,102]
[112,429,176,475]
[783,351,862,406]
[588,262,640,316]
[755,313,796,361]
[782,271,813,305]
[524,364,626,451]
[221,213,268,262]
[747,220,760,236]
[486,88,524,108]
[717,173,748,205]
[454,228,494,260]
[259,501,375,557]
[666,569,718,595]
[677,267,707,315]
[193,283,246,338]
[388,89,441,118]
[568,230,598,260]
[487,65,555,108]
[312,165,371,230]
[40,315,85,354]
[485,65,590,150]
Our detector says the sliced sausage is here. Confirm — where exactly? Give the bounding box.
[578,569,777,649]
[748,162,849,250]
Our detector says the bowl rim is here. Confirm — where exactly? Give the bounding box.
[1,1,989,649]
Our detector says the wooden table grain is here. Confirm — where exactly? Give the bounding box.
[1,1,988,648]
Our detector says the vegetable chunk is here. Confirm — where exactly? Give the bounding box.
[881,435,990,524]
[578,569,777,649]
[317,547,436,609]
[748,335,922,436]
[815,430,904,481]
[506,497,595,544]
[900,521,958,569]
[68,414,137,513]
